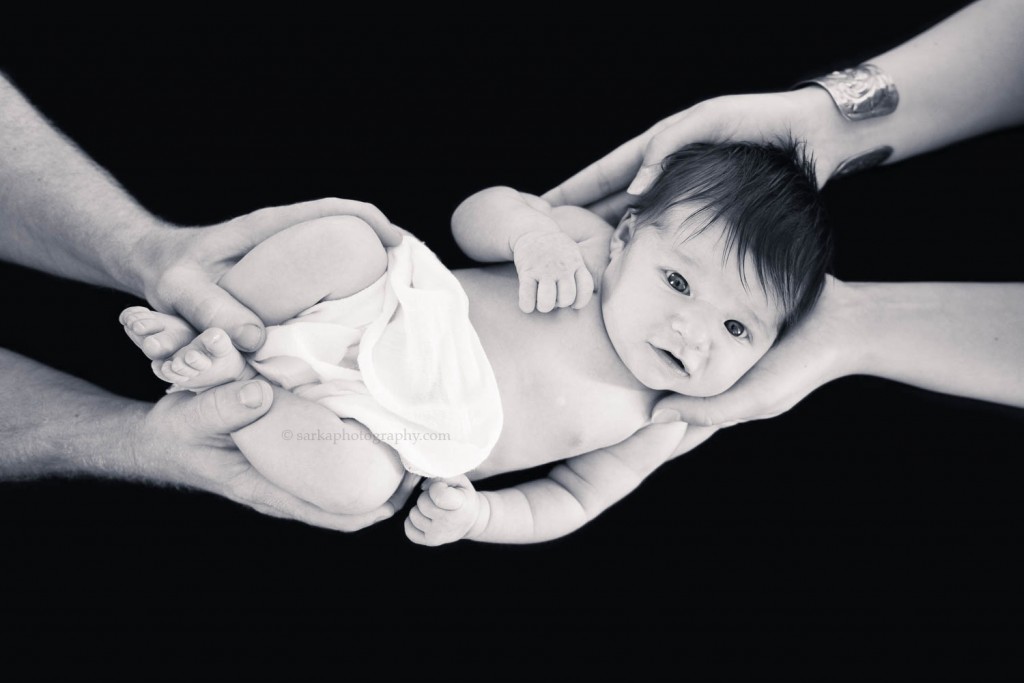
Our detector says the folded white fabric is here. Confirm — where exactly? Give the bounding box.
[249,234,504,478]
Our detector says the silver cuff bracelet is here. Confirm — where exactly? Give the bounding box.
[796,63,899,121]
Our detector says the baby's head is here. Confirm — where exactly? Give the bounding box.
[601,141,831,396]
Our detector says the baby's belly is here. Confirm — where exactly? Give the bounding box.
[472,385,654,479]
[455,265,660,479]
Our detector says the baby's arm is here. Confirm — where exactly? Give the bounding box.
[452,187,612,312]
[406,420,717,545]
[452,186,611,262]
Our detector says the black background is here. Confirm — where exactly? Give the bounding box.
[2,4,1023,680]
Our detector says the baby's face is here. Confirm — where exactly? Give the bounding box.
[600,206,783,397]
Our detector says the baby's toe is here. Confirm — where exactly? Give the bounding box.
[128,317,165,336]
[155,360,190,385]
[197,328,235,358]
[183,349,212,371]
[170,355,200,378]
[119,306,151,326]
[141,323,197,360]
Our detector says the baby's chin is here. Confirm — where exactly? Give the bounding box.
[631,367,739,398]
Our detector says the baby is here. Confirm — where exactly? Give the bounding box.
[120,141,830,545]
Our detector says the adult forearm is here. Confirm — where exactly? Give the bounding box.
[0,74,169,296]
[812,0,1024,176]
[845,281,1024,407]
[0,348,158,481]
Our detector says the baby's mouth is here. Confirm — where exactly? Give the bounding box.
[651,343,688,376]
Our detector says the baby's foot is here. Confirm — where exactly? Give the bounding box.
[120,306,196,360]
[153,327,254,391]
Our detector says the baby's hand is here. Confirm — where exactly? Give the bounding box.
[512,229,595,313]
[404,475,480,547]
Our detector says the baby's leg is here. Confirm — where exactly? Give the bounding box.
[218,214,389,325]
[219,215,403,512]
[232,387,406,515]
[121,214,389,390]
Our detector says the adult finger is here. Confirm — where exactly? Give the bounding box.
[654,386,771,428]
[541,133,647,207]
[172,278,267,352]
[628,110,728,195]
[184,379,274,437]
[518,277,538,313]
[255,482,394,532]
[573,268,594,309]
[232,198,402,249]
[601,419,690,475]
[585,191,633,224]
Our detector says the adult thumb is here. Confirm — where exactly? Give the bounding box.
[655,388,760,428]
[177,281,266,353]
[188,379,275,436]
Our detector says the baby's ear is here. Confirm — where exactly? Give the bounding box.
[609,208,638,257]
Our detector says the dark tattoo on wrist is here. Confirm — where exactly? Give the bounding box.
[832,146,893,179]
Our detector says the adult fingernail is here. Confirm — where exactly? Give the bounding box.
[239,381,265,409]
[651,408,681,424]
[236,324,264,352]
[626,163,661,195]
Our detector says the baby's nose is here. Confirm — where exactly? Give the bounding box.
[671,315,710,357]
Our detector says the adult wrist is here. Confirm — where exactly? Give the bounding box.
[134,221,191,304]
[786,87,864,186]
[792,64,900,183]
[827,279,877,379]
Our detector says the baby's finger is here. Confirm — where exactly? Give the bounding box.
[417,491,445,519]
[428,482,465,511]
[536,279,557,313]
[573,268,595,309]
[556,275,577,308]
[519,277,538,313]
[408,506,431,532]
[404,517,428,544]
[417,496,446,521]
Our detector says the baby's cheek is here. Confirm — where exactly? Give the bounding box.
[700,356,758,397]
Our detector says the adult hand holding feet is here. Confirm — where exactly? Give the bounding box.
[135,197,403,356]
[138,379,418,531]
[0,72,408,528]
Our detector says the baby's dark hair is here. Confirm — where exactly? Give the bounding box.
[632,140,831,338]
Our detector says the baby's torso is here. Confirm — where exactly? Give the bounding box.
[454,264,662,478]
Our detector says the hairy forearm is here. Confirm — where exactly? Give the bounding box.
[843,281,1024,407]
[0,348,157,481]
[0,74,170,296]
[451,186,559,263]
[811,0,1024,177]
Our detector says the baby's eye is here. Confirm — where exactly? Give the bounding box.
[666,271,690,295]
[724,320,747,338]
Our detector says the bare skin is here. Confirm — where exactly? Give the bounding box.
[124,200,717,542]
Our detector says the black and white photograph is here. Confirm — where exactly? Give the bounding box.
[2,2,1022,679]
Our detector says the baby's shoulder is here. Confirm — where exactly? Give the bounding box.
[549,205,614,240]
